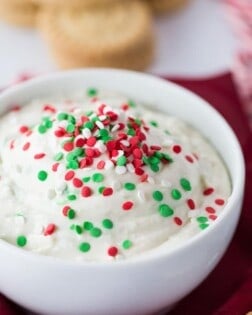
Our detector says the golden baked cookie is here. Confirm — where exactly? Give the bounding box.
[38,1,154,71]
[0,0,39,27]
[31,0,117,8]
[146,0,190,14]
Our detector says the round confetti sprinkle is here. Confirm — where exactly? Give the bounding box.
[73,178,83,188]
[124,183,136,191]
[159,204,174,217]
[122,240,132,250]
[172,145,182,154]
[83,221,93,231]
[152,190,163,202]
[79,242,91,252]
[180,178,192,191]
[92,173,104,183]
[171,189,182,200]
[102,219,113,229]
[87,88,98,97]
[108,246,118,257]
[102,187,113,196]
[81,186,92,197]
[90,227,102,238]
[122,201,133,211]
[38,170,48,181]
[197,216,208,223]
[117,156,127,166]
[67,209,76,219]
[16,235,27,247]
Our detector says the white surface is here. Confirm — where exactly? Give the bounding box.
[0,0,236,85]
[0,69,245,315]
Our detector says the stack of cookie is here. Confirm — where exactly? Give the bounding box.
[0,0,190,71]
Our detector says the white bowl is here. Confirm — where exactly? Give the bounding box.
[0,69,245,315]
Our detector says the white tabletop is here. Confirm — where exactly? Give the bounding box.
[0,0,236,86]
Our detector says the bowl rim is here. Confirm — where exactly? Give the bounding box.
[0,68,246,268]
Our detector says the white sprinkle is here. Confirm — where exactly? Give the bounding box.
[95,140,107,153]
[121,140,130,147]
[111,124,120,132]
[55,182,67,194]
[147,176,155,184]
[127,163,135,173]
[138,190,146,202]
[96,121,104,129]
[82,128,91,138]
[161,180,172,188]
[89,113,97,120]
[115,166,127,175]
[105,160,114,170]
[99,115,107,121]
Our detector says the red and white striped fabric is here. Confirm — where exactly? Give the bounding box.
[224,0,252,128]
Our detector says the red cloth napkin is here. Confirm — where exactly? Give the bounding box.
[0,72,252,315]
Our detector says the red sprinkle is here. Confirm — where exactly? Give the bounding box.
[97,160,105,169]
[10,140,15,150]
[86,136,97,147]
[65,170,75,181]
[203,188,214,196]
[187,199,195,210]
[215,199,225,206]
[174,217,183,226]
[185,155,194,163]
[133,148,142,159]
[43,104,56,113]
[73,178,83,188]
[63,142,74,152]
[86,148,95,157]
[19,125,29,134]
[52,163,59,172]
[209,214,217,221]
[34,153,46,160]
[62,206,70,216]
[122,201,133,211]
[81,186,92,197]
[102,187,113,196]
[22,142,30,151]
[44,223,56,236]
[75,137,86,147]
[54,129,66,138]
[173,145,182,154]
[108,246,118,257]
[135,168,144,176]
[205,206,216,214]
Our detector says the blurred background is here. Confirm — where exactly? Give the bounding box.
[0,0,237,85]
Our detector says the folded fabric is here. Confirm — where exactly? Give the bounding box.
[0,72,251,315]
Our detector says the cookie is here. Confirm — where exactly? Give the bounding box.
[0,0,39,27]
[146,0,190,14]
[31,0,117,8]
[38,1,154,71]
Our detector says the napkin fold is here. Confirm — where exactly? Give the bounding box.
[0,72,252,315]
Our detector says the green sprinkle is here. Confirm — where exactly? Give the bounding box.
[102,219,113,229]
[99,129,109,138]
[66,123,75,133]
[38,125,47,134]
[152,190,163,202]
[148,156,160,165]
[86,110,94,117]
[87,88,98,97]
[67,160,79,170]
[84,121,94,130]
[79,242,91,252]
[128,99,136,108]
[38,170,48,181]
[75,225,83,235]
[66,152,76,161]
[82,176,91,183]
[122,240,132,250]
[98,186,105,194]
[54,152,64,161]
[134,118,142,126]
[150,121,158,127]
[163,153,173,163]
[16,235,27,247]
[180,178,192,191]
[67,209,76,219]
[171,189,182,200]
[92,173,104,183]
[44,120,53,129]
[67,115,76,124]
[124,183,136,191]
[70,224,75,230]
[117,156,127,166]
[73,148,85,157]
[150,164,159,172]
[199,223,209,230]
[57,112,68,121]
[83,221,93,231]
[127,128,135,136]
[67,194,77,201]
[90,227,102,238]
[159,204,174,217]
[197,216,208,224]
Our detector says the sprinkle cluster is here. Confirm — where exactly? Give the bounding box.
[8,88,227,260]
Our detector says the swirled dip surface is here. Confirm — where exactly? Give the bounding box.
[0,89,231,262]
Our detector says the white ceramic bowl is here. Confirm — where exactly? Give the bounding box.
[0,69,245,315]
